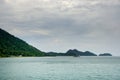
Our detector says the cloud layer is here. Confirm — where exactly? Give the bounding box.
[0,0,120,55]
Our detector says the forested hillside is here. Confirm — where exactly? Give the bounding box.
[0,28,45,57]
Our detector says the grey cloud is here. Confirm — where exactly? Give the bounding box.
[0,0,120,55]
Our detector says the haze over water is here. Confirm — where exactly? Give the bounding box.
[0,57,120,80]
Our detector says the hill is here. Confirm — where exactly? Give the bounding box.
[0,28,45,57]
[66,49,97,56]
[45,49,97,56]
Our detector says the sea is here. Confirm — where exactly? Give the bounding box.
[0,56,120,80]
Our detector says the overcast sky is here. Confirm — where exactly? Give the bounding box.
[0,0,120,55]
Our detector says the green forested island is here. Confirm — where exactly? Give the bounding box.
[0,28,112,57]
[0,28,45,57]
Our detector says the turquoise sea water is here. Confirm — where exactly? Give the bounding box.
[0,56,120,80]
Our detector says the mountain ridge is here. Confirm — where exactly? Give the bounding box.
[45,49,97,56]
[0,28,112,57]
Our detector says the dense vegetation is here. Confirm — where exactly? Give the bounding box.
[0,28,45,57]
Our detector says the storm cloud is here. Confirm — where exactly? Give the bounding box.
[0,0,120,55]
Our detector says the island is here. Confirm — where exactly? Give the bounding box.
[0,28,113,57]
[99,53,112,56]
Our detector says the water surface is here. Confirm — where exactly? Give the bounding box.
[0,56,120,80]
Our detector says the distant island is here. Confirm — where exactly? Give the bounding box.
[45,49,97,56]
[0,28,112,57]
[99,53,112,56]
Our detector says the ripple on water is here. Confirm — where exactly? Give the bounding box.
[0,57,120,80]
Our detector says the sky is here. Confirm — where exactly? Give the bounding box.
[0,0,120,56]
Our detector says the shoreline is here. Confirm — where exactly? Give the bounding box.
[0,56,117,59]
